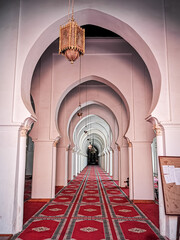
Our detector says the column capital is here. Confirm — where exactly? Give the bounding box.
[23,116,36,130]
[53,136,60,147]
[110,148,114,153]
[114,143,121,151]
[125,137,132,148]
[68,146,73,151]
[153,124,163,136]
[19,126,29,137]
[146,115,163,136]
[20,116,36,137]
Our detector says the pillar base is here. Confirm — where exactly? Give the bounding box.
[133,200,155,204]
[27,199,51,202]
[0,234,13,240]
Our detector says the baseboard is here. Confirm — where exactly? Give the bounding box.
[27,198,51,202]
[0,234,13,240]
[133,200,155,204]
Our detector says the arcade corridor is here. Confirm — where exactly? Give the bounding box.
[1,2,180,239]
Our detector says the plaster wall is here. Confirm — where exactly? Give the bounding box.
[58,86,127,147]
[30,39,153,142]
[31,40,154,142]
[36,50,52,140]
[30,38,154,197]
[31,141,54,198]
[164,1,180,123]
[0,126,20,233]
[163,124,180,156]
[120,147,129,187]
[0,1,20,124]
[30,63,40,140]
[56,146,68,186]
[132,142,154,200]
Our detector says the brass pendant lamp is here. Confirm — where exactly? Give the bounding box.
[59,0,85,63]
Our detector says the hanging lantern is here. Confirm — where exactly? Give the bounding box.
[59,17,85,63]
[91,147,97,154]
[77,111,83,117]
[88,143,92,150]
[77,104,83,117]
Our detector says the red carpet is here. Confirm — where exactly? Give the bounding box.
[13,166,165,240]
[55,186,64,194]
[120,220,159,240]
[121,187,129,197]
[136,203,159,228]
[23,202,46,224]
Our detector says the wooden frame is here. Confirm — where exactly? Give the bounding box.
[159,156,180,216]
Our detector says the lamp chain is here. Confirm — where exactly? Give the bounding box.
[72,0,74,20]
[68,0,70,20]
[79,56,81,107]
[86,81,88,128]
[68,0,74,21]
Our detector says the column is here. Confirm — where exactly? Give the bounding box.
[100,155,103,169]
[32,140,55,198]
[118,146,121,187]
[109,149,113,176]
[15,126,29,231]
[131,141,154,200]
[106,150,110,174]
[52,137,60,198]
[99,156,101,167]
[79,154,82,172]
[73,150,77,176]
[0,125,20,234]
[113,145,119,180]
[8,117,34,233]
[68,147,73,181]
[25,136,34,175]
[102,153,106,170]
[154,124,167,237]
[128,141,134,200]
[77,151,80,174]
[146,116,167,237]
[15,118,35,232]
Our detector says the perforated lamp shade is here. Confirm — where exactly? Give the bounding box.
[59,18,85,63]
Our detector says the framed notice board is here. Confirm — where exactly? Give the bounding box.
[159,156,180,215]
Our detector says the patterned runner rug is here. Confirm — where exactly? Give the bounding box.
[12,166,165,240]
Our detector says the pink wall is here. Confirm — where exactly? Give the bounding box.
[30,38,154,197]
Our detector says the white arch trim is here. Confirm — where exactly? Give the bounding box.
[67,101,119,144]
[73,115,112,154]
[21,8,160,122]
[57,75,129,137]
[73,115,111,144]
